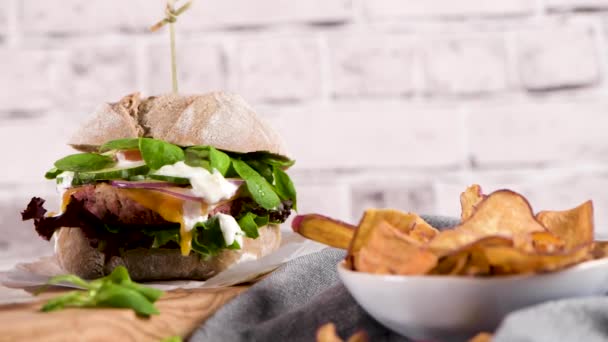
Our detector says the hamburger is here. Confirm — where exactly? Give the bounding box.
[21,92,296,281]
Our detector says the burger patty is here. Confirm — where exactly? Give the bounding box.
[71,184,174,226]
[22,183,293,254]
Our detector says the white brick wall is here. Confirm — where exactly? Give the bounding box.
[235,35,322,101]
[329,34,417,97]
[516,23,601,90]
[421,35,509,95]
[2,1,608,263]
[364,0,536,19]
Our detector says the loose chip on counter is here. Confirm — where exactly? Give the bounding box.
[460,184,486,221]
[316,323,368,342]
[429,190,547,254]
[355,221,437,275]
[292,214,355,249]
[536,201,594,250]
[469,332,493,342]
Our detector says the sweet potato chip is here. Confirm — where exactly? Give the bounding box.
[429,190,547,254]
[316,323,343,342]
[348,209,439,267]
[460,184,485,221]
[536,201,594,250]
[483,244,592,275]
[527,231,566,254]
[355,221,438,275]
[469,332,493,342]
[590,240,608,259]
[292,214,355,249]
[431,236,513,276]
[316,323,369,342]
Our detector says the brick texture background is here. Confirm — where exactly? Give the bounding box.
[2,0,608,267]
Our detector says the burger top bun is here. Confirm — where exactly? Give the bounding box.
[69,91,288,156]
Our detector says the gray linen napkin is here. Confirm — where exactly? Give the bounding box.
[190,216,456,342]
[190,215,608,342]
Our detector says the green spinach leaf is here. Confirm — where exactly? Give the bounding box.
[99,138,141,152]
[139,138,185,170]
[54,153,115,172]
[185,146,231,175]
[237,212,260,239]
[44,167,62,180]
[232,159,281,210]
[273,166,297,210]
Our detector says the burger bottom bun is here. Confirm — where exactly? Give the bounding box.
[55,225,281,281]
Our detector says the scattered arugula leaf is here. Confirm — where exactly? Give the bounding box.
[232,159,281,210]
[99,138,141,152]
[39,266,163,317]
[161,336,183,342]
[54,153,115,172]
[139,138,185,170]
[273,166,297,210]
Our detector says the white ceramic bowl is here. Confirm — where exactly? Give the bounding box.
[337,258,608,342]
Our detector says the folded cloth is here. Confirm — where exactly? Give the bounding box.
[493,297,608,342]
[190,215,457,342]
[190,247,411,342]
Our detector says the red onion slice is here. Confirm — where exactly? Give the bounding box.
[147,187,208,203]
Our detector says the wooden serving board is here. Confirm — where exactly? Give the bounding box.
[0,286,248,342]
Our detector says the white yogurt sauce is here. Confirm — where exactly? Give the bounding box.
[56,171,75,201]
[216,213,245,247]
[154,161,238,204]
[182,200,208,232]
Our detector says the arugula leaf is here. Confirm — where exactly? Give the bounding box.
[41,291,87,312]
[44,167,62,180]
[39,266,163,317]
[254,214,269,227]
[99,138,141,152]
[185,146,231,175]
[273,166,298,210]
[47,274,92,290]
[139,138,185,170]
[191,217,225,257]
[237,212,260,239]
[95,282,160,316]
[232,159,281,210]
[161,337,183,342]
[54,153,115,172]
[147,228,180,248]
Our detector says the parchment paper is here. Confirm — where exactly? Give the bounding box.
[0,230,327,303]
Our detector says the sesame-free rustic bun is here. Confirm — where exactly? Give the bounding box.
[56,92,288,280]
[69,92,288,156]
[55,225,281,281]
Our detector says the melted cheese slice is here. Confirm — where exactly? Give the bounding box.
[120,188,203,256]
